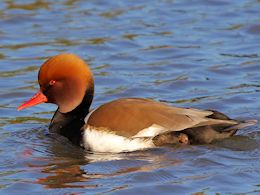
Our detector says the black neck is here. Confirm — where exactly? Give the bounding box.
[49,91,93,146]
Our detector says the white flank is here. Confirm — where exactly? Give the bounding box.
[132,124,167,138]
[82,126,155,153]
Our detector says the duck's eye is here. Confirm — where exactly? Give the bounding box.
[44,80,56,92]
[49,80,56,86]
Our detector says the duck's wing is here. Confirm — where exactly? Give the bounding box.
[85,98,238,138]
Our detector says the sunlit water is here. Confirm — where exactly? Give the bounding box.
[0,0,260,194]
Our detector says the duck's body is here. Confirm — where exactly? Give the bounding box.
[18,53,256,153]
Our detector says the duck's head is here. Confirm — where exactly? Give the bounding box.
[17,53,94,113]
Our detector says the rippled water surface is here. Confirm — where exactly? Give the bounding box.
[0,0,260,194]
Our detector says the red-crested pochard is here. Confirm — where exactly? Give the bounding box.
[17,53,256,153]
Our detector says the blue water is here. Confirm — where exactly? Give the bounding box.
[0,0,259,194]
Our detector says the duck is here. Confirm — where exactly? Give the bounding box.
[17,53,256,153]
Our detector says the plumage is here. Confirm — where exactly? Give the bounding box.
[17,53,257,153]
[86,98,237,136]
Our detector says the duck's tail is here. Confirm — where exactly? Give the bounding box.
[182,119,257,144]
[223,119,257,135]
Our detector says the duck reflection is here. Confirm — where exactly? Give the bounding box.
[26,133,182,189]
[35,164,91,188]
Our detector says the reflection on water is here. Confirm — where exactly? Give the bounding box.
[31,150,182,189]
[32,160,88,189]
[0,0,260,194]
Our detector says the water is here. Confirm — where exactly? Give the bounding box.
[0,0,260,194]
